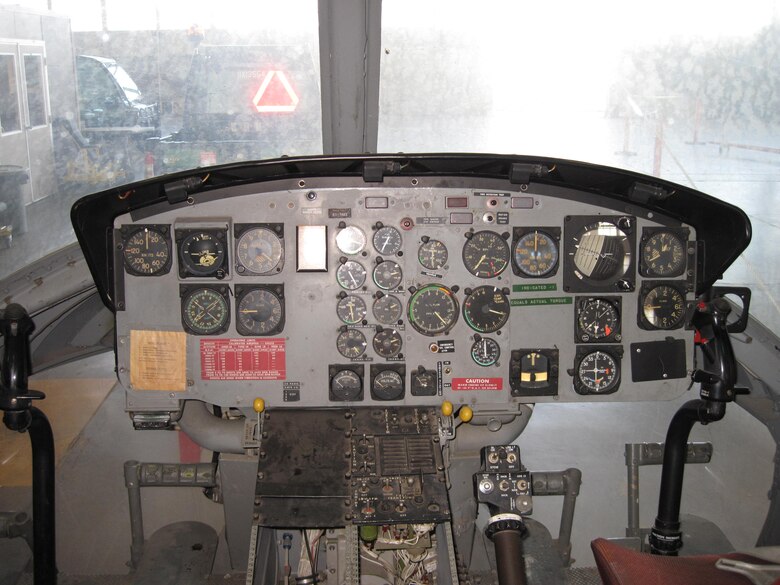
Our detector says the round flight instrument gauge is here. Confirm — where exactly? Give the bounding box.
[336,226,367,255]
[471,337,500,367]
[330,369,363,401]
[373,261,403,290]
[571,222,631,282]
[408,284,459,336]
[180,231,227,276]
[576,351,619,394]
[641,284,686,329]
[181,287,230,335]
[372,370,404,401]
[462,231,510,278]
[373,294,403,324]
[123,226,170,276]
[418,239,448,270]
[236,227,283,274]
[236,288,283,336]
[373,328,403,358]
[463,286,510,333]
[513,230,559,277]
[373,226,402,255]
[336,261,367,290]
[337,295,367,324]
[642,231,686,277]
[336,329,367,359]
[577,298,619,341]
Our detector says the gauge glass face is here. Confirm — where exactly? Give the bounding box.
[336,261,367,290]
[331,370,362,401]
[373,328,403,358]
[514,230,559,277]
[571,222,630,281]
[337,295,367,324]
[577,351,619,393]
[236,227,282,274]
[578,299,619,340]
[236,288,283,335]
[123,227,170,275]
[372,370,404,400]
[463,286,510,333]
[418,239,448,270]
[642,231,686,277]
[336,226,367,255]
[182,288,229,335]
[336,329,367,359]
[373,295,403,324]
[373,261,403,290]
[180,231,226,276]
[642,285,686,329]
[373,226,402,255]
[462,231,510,278]
[408,285,459,336]
[471,337,500,367]
[411,370,437,395]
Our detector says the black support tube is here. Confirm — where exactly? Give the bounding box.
[493,528,527,585]
[29,407,57,585]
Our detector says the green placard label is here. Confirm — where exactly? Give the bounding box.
[510,296,572,307]
[512,283,558,293]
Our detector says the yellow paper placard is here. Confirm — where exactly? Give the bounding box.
[130,330,187,391]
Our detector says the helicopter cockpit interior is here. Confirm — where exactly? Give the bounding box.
[0,2,778,585]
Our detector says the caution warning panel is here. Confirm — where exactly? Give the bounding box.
[201,338,286,381]
[451,377,503,391]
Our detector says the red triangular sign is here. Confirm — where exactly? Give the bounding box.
[252,71,299,113]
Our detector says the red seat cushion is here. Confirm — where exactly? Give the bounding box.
[591,538,779,585]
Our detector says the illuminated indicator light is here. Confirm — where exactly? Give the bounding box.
[252,70,300,113]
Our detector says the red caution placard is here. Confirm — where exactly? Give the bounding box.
[451,377,503,391]
[201,338,286,381]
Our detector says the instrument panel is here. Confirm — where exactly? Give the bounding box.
[111,174,698,412]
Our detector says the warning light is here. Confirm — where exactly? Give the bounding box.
[252,70,299,113]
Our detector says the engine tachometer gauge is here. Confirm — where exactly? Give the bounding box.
[181,286,230,335]
[373,226,402,255]
[337,328,367,359]
[337,295,367,324]
[235,226,283,275]
[122,225,171,276]
[236,287,284,336]
[178,230,228,277]
[462,231,510,278]
[640,283,686,330]
[408,284,459,336]
[463,286,510,333]
[373,328,403,358]
[336,260,367,290]
[575,349,620,394]
[512,229,559,277]
[418,239,448,270]
[373,260,403,290]
[471,337,500,367]
[641,229,687,277]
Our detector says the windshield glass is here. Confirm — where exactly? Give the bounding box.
[380,0,779,334]
[0,0,777,337]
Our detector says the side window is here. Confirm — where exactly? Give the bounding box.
[0,54,21,134]
[78,59,118,112]
[24,54,47,128]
